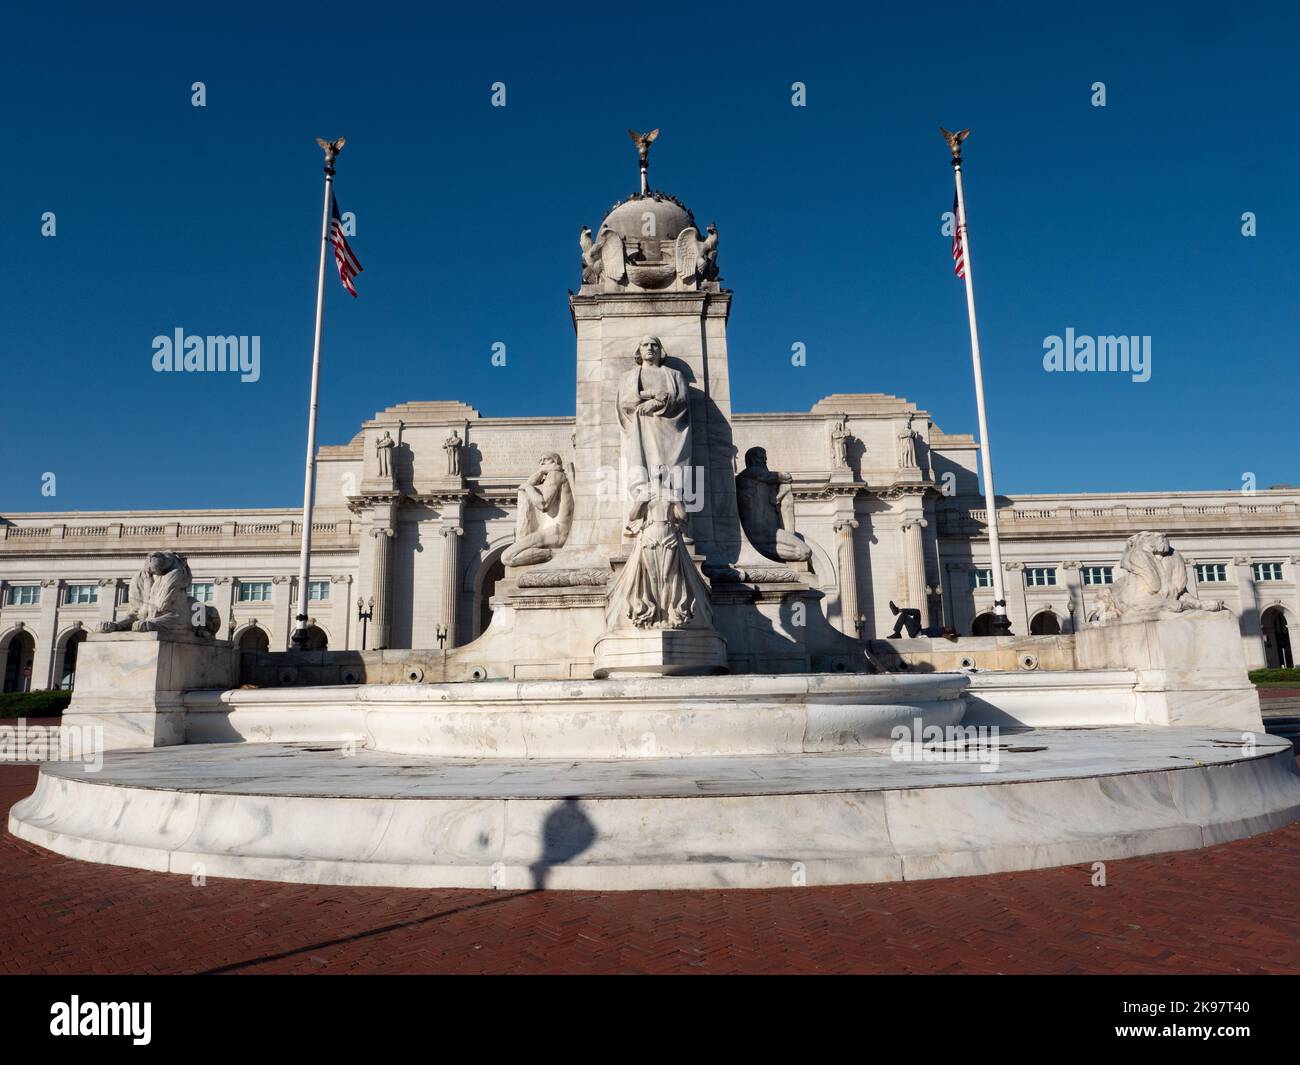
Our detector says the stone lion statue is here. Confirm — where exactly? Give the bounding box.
[100,551,222,637]
[1090,531,1224,624]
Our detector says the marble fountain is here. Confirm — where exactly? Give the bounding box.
[10,142,1300,890]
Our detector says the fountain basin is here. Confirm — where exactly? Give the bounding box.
[183,672,969,759]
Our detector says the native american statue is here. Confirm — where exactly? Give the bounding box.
[100,551,221,637]
[502,453,574,567]
[1090,531,1226,624]
[735,446,811,563]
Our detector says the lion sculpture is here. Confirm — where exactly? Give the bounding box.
[1090,531,1224,624]
[100,551,222,637]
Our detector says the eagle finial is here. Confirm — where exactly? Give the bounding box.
[627,128,660,194]
[940,127,971,162]
[315,136,347,173]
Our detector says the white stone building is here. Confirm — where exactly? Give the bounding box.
[3,390,1296,691]
[4,173,1297,689]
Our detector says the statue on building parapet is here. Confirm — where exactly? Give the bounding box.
[830,416,852,469]
[100,551,221,637]
[1090,531,1226,624]
[375,429,396,478]
[443,429,463,477]
[502,453,574,567]
[736,447,812,563]
[897,414,919,469]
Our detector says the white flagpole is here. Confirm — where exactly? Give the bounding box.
[291,137,343,650]
[947,129,1012,635]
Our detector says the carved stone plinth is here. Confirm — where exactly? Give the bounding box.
[1074,611,1263,731]
[62,631,238,750]
[593,626,728,678]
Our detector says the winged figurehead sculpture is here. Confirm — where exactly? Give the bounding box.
[628,128,659,194]
[939,127,970,163]
[315,135,347,173]
[674,221,720,285]
[579,224,626,286]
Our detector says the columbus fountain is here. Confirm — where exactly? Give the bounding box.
[9,134,1299,889]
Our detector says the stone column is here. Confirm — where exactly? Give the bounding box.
[270,576,291,650]
[900,518,929,629]
[96,578,119,630]
[369,526,395,650]
[833,518,861,637]
[1003,562,1030,635]
[211,577,234,641]
[439,523,464,648]
[1060,561,1083,633]
[1234,555,1265,668]
[33,579,61,689]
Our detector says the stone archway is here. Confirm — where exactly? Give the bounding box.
[1030,610,1062,636]
[56,628,89,691]
[3,630,37,692]
[971,612,997,637]
[236,626,270,653]
[1261,606,1294,669]
[471,543,511,640]
[302,625,329,651]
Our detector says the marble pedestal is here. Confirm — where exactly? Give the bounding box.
[62,631,238,751]
[1074,611,1263,731]
[593,627,728,677]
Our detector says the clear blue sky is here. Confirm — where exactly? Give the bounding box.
[3,2,1296,512]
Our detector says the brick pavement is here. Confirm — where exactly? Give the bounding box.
[2,762,1298,975]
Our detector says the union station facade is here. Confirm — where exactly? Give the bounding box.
[3,391,1297,691]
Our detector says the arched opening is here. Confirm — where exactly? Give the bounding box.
[475,551,508,639]
[3,631,37,692]
[971,612,997,637]
[1262,607,1294,669]
[237,627,270,653]
[302,625,328,651]
[1030,611,1061,636]
[58,629,88,690]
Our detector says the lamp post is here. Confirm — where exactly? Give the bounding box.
[357,596,373,651]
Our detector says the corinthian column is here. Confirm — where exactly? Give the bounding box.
[440,524,464,649]
[833,518,861,637]
[901,517,930,629]
[369,526,395,649]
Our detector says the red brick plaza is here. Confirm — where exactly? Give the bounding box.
[3,763,1298,976]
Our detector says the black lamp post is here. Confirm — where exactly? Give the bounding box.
[357,596,374,650]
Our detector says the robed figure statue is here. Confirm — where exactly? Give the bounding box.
[616,336,691,536]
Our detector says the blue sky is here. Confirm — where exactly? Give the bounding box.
[3,2,1297,511]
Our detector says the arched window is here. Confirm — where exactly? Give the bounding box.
[58,629,89,690]
[971,613,997,637]
[1030,611,1061,636]
[1262,607,1294,669]
[302,625,328,651]
[3,631,37,693]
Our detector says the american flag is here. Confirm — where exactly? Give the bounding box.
[951,193,965,279]
[331,196,363,297]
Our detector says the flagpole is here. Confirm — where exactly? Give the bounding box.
[291,137,343,650]
[945,128,1013,635]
